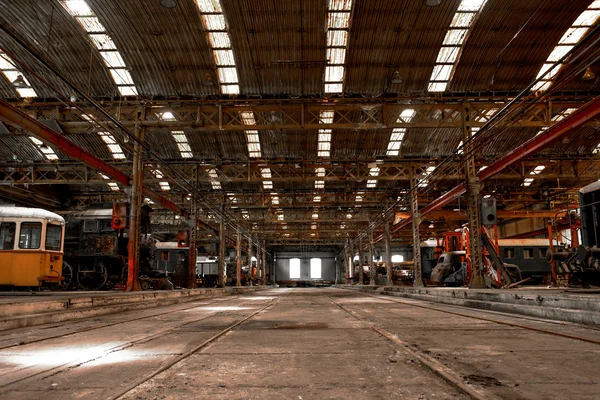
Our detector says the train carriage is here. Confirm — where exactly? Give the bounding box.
[0,206,65,288]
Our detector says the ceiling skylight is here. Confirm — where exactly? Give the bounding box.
[418,166,436,188]
[61,0,138,96]
[532,1,600,92]
[196,0,240,94]
[428,0,488,92]
[208,168,221,190]
[386,109,414,156]
[158,112,193,159]
[153,169,171,191]
[324,0,354,94]
[97,132,126,159]
[522,165,546,187]
[240,111,262,158]
[29,137,58,160]
[0,52,37,98]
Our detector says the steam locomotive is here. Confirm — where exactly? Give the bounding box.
[62,205,153,290]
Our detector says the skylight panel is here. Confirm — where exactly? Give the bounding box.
[428,0,487,92]
[450,12,477,28]
[458,0,487,11]
[88,34,116,50]
[315,180,325,189]
[313,195,321,202]
[196,0,223,13]
[0,52,37,98]
[325,66,345,81]
[318,142,331,151]
[195,0,240,95]
[63,0,93,16]
[77,17,104,32]
[208,32,231,48]
[217,67,238,83]
[324,1,353,94]
[29,137,58,160]
[159,182,171,191]
[320,112,335,124]
[327,12,351,29]
[435,46,460,64]
[100,51,126,68]
[327,48,347,64]
[532,1,600,92]
[327,30,348,47]
[61,1,140,97]
[316,167,326,177]
[312,213,319,220]
[213,50,235,66]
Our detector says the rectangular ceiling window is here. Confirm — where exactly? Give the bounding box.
[428,0,488,92]
[532,1,600,92]
[98,132,125,159]
[29,137,58,160]
[241,111,262,158]
[196,0,240,95]
[0,52,37,98]
[61,1,138,96]
[324,0,353,94]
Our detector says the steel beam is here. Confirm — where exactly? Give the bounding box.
[388,96,600,240]
[236,230,242,287]
[410,170,423,287]
[385,220,392,286]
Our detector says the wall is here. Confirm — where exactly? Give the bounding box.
[274,251,337,282]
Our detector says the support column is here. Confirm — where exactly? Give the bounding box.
[369,231,376,286]
[385,220,393,286]
[187,167,198,289]
[247,235,253,286]
[262,240,267,284]
[464,103,485,288]
[411,169,423,287]
[344,241,350,284]
[125,107,145,292]
[255,238,261,286]
[349,241,354,281]
[218,203,226,287]
[236,230,242,287]
[358,238,364,285]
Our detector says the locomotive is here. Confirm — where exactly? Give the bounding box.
[548,181,600,286]
[62,205,153,290]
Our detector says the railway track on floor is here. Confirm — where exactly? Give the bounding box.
[324,293,490,400]
[338,288,600,346]
[0,294,249,351]
[107,293,283,400]
[0,293,282,397]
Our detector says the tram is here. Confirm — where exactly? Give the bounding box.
[0,206,66,288]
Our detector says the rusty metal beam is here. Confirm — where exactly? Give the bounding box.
[388,96,600,239]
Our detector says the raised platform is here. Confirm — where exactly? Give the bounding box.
[340,285,600,326]
[0,285,271,331]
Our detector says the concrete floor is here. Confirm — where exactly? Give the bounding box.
[0,288,598,399]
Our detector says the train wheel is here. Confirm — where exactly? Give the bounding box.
[61,261,74,290]
[77,265,108,291]
[139,276,151,291]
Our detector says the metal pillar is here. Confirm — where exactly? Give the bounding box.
[385,220,393,286]
[410,171,423,287]
[125,108,145,292]
[247,235,253,286]
[236,231,242,287]
[344,241,350,284]
[262,240,267,284]
[369,231,376,285]
[255,238,261,285]
[218,204,226,287]
[187,168,198,289]
[464,103,485,288]
[358,238,364,285]
[349,241,354,281]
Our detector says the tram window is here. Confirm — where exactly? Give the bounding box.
[45,225,63,251]
[19,222,42,249]
[83,220,98,233]
[504,248,515,259]
[523,248,534,259]
[438,256,445,264]
[539,248,548,258]
[160,251,170,261]
[0,222,16,250]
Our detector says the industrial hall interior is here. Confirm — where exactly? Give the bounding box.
[0,0,600,398]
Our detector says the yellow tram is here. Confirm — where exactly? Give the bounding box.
[0,206,65,287]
